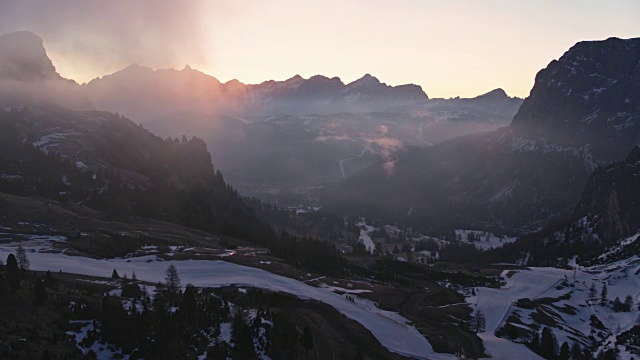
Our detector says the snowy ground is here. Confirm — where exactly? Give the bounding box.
[456,230,517,250]
[66,321,129,360]
[356,218,376,254]
[0,239,453,359]
[469,235,640,359]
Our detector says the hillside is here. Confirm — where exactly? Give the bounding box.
[0,106,270,242]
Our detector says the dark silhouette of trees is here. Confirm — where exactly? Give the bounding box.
[232,313,256,360]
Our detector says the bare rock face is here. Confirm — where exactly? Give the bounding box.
[0,31,93,110]
[512,37,640,162]
[0,31,57,81]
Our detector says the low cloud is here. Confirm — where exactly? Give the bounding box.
[363,125,404,176]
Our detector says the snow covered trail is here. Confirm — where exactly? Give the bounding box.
[473,268,567,360]
[0,249,455,359]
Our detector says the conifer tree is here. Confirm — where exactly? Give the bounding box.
[624,295,634,312]
[6,253,20,292]
[16,244,29,270]
[469,309,487,333]
[558,342,570,360]
[589,282,597,301]
[601,283,608,305]
[165,264,181,293]
[44,270,56,288]
[570,343,581,360]
[540,327,557,359]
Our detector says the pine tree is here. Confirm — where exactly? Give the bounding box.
[469,309,487,334]
[44,270,56,288]
[6,254,20,292]
[165,264,181,293]
[624,295,634,312]
[558,341,570,360]
[570,343,581,360]
[613,297,624,312]
[16,244,29,270]
[601,283,608,305]
[540,327,558,359]
[589,282,597,301]
[182,284,197,320]
[530,332,540,354]
[112,269,120,279]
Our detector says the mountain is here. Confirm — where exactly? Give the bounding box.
[85,64,229,122]
[0,31,92,110]
[87,67,429,120]
[511,37,640,162]
[325,37,640,234]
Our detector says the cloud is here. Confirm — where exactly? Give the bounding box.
[362,125,405,176]
[314,135,351,142]
[0,0,218,81]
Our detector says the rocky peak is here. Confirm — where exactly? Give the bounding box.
[0,31,57,81]
[510,37,640,162]
[347,73,381,88]
[473,88,509,101]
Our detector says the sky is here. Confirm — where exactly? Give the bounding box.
[0,0,638,98]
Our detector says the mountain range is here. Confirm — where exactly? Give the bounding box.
[87,66,430,119]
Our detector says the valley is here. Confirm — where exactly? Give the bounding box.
[0,9,639,359]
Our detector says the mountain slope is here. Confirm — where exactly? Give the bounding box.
[573,146,640,247]
[0,106,272,242]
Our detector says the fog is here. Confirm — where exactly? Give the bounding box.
[0,0,212,82]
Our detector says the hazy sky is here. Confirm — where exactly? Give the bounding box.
[1,0,638,98]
